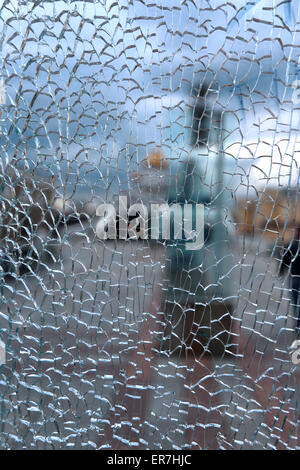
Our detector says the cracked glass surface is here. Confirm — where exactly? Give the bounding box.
[0,0,300,450]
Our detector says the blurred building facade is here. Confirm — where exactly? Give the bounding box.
[234,188,300,244]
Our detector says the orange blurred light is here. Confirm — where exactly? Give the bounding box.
[146,148,168,169]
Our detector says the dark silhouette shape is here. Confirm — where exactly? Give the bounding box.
[280,227,300,334]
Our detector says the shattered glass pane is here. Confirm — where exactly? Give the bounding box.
[0,0,299,450]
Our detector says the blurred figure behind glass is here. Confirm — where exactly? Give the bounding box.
[280,227,300,335]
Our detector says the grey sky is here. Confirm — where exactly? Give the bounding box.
[0,0,299,191]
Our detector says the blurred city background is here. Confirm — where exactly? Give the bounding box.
[0,0,300,450]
